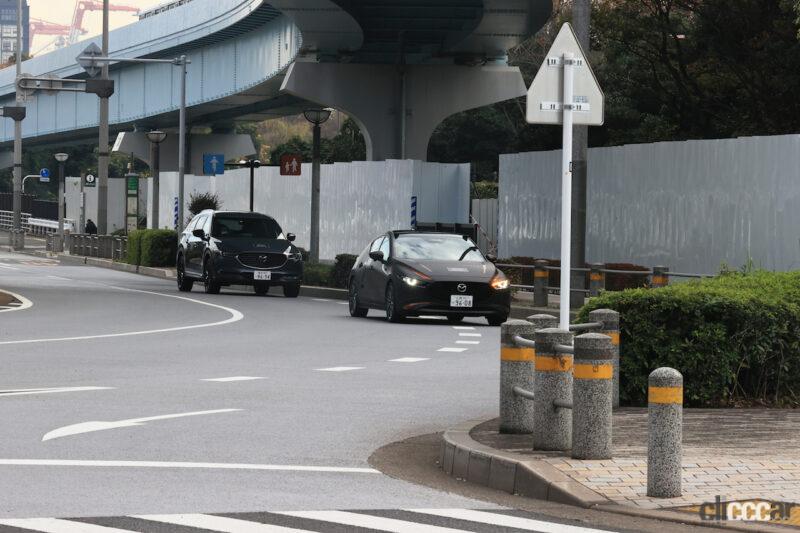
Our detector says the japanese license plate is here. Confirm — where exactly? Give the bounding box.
[254,271,272,281]
[450,295,473,308]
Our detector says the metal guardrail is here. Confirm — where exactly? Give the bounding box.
[68,234,128,262]
[0,209,31,232]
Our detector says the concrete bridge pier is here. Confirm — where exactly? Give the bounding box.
[280,62,528,161]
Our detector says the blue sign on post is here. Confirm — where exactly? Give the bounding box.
[39,168,50,182]
[203,154,225,176]
[411,196,417,229]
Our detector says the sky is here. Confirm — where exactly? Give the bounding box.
[28,0,163,55]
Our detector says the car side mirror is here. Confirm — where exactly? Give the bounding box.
[192,229,206,239]
[369,250,384,262]
[286,233,296,242]
[486,253,497,263]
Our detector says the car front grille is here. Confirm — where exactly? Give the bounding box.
[430,281,490,300]
[237,252,287,270]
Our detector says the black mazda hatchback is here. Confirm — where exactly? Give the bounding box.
[176,210,303,297]
[348,231,510,325]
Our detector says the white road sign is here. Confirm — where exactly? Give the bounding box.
[526,23,604,126]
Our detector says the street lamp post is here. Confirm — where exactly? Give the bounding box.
[54,152,69,252]
[303,108,333,263]
[226,159,261,212]
[11,0,24,250]
[97,0,110,235]
[146,130,167,229]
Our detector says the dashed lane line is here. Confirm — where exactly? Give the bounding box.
[455,340,480,345]
[314,366,364,372]
[452,326,475,330]
[201,376,266,382]
[437,347,468,353]
[0,386,113,398]
[458,332,482,337]
[389,357,430,363]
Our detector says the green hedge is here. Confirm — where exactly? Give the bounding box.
[578,271,800,407]
[126,230,142,266]
[127,229,177,267]
[332,254,357,288]
[303,263,334,287]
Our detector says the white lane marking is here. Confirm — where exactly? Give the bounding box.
[0,386,113,398]
[452,326,475,330]
[277,511,465,533]
[0,518,134,532]
[458,332,482,337]
[311,298,331,302]
[0,459,379,474]
[0,286,243,345]
[136,514,311,533]
[314,366,364,372]
[0,289,32,313]
[42,408,242,441]
[336,301,348,305]
[0,263,19,270]
[410,509,615,533]
[437,347,467,353]
[201,376,266,382]
[455,340,480,345]
[389,357,429,363]
[46,275,71,281]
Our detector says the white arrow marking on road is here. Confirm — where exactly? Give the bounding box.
[0,386,112,397]
[42,409,242,441]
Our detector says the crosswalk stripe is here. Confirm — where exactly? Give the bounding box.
[275,511,466,532]
[0,517,136,532]
[410,509,615,533]
[134,513,312,532]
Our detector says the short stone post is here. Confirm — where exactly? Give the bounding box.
[499,320,536,434]
[533,328,573,451]
[647,367,683,498]
[572,333,614,459]
[588,309,621,408]
[533,259,549,307]
[526,313,558,331]
[589,263,605,297]
[651,266,670,288]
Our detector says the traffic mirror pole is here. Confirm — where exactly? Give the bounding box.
[559,52,575,330]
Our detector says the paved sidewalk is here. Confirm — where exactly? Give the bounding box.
[473,409,800,511]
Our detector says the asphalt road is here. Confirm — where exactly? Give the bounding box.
[0,250,724,532]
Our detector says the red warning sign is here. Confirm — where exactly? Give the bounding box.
[280,154,302,176]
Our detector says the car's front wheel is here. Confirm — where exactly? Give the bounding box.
[203,257,221,294]
[176,254,193,292]
[348,282,368,318]
[385,282,405,323]
[283,283,300,298]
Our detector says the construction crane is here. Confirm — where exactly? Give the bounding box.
[68,1,140,45]
[29,18,79,50]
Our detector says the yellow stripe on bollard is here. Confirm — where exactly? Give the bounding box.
[501,347,535,362]
[534,270,549,278]
[648,386,683,404]
[603,331,620,346]
[574,363,613,379]
[589,273,603,282]
[535,355,573,372]
[652,275,668,286]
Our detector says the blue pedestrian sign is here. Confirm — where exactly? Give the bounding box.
[39,168,50,182]
[203,154,224,176]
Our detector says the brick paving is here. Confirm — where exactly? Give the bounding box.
[473,408,800,510]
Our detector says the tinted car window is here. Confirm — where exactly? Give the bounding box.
[394,235,484,262]
[211,216,284,239]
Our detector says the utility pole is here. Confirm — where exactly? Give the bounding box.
[11,0,24,250]
[570,0,590,309]
[97,0,110,234]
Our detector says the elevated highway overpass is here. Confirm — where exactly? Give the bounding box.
[0,0,551,166]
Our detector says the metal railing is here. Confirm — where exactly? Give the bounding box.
[68,234,128,262]
[0,209,31,232]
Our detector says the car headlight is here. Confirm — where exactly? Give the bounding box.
[491,272,510,290]
[403,276,420,287]
[286,250,303,261]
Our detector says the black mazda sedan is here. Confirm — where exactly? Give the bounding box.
[176,210,303,297]
[348,231,510,325]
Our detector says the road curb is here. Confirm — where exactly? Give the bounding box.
[440,419,788,532]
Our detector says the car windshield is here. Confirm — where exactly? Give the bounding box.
[212,216,284,239]
[394,235,484,262]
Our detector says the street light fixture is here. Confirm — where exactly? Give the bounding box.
[146,130,167,229]
[303,107,333,263]
[226,159,262,212]
[54,152,69,252]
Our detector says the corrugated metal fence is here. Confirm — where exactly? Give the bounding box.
[499,134,800,274]
[471,198,498,254]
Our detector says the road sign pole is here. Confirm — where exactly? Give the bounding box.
[11,0,24,250]
[559,52,575,330]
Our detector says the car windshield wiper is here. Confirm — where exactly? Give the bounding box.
[458,246,479,261]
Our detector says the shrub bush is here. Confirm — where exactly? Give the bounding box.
[578,271,800,407]
[126,230,142,266]
[139,229,178,267]
[332,254,357,288]
[303,263,334,287]
[188,192,221,216]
